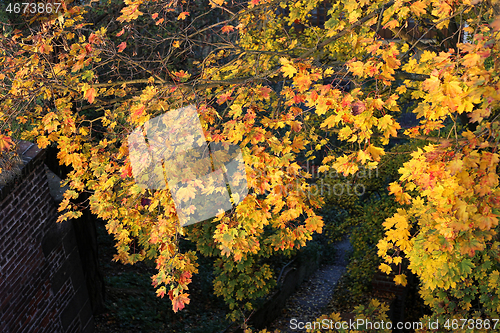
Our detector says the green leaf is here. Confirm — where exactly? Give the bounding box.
[458,259,474,276]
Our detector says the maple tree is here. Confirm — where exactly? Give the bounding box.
[1,0,499,327]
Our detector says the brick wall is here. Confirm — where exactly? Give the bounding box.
[0,142,93,333]
[371,270,406,297]
[372,269,409,332]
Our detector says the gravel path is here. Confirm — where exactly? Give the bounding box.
[268,238,352,332]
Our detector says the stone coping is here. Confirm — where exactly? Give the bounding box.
[0,141,46,203]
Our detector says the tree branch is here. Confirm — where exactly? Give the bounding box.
[389,27,437,53]
[394,71,429,81]
[300,2,394,59]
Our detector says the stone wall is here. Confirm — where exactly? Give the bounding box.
[0,142,93,333]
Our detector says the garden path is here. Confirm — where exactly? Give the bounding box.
[267,237,352,332]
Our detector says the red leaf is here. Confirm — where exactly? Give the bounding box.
[121,164,133,179]
[152,13,158,19]
[217,91,233,104]
[172,70,190,81]
[257,86,272,99]
[172,294,190,312]
[116,29,125,37]
[117,42,127,52]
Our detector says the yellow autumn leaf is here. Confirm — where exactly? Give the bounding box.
[462,53,481,67]
[444,80,462,96]
[344,0,358,12]
[410,1,427,16]
[348,61,364,77]
[321,115,338,128]
[279,57,297,78]
[389,182,403,195]
[420,51,436,63]
[489,271,500,289]
[422,75,440,92]
[209,0,225,7]
[379,263,392,274]
[357,150,371,164]
[383,19,399,30]
[396,85,407,94]
[367,144,385,162]
[394,274,407,286]
[337,126,352,140]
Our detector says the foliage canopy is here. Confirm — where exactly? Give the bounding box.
[1,0,499,325]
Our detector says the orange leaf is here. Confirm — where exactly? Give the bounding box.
[491,16,500,31]
[221,25,234,33]
[291,121,302,132]
[117,42,127,52]
[410,1,427,16]
[383,19,399,30]
[349,61,364,77]
[294,73,312,92]
[131,104,145,119]
[85,87,96,104]
[177,11,189,20]
[152,12,158,19]
[217,91,233,104]
[422,75,440,92]
[0,135,14,152]
[116,29,125,37]
[37,136,50,149]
